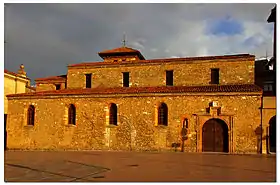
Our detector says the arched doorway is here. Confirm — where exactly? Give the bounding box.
[202,118,229,153]
[269,116,276,153]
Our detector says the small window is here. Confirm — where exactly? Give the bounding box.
[183,118,188,128]
[123,72,129,87]
[27,105,35,126]
[109,103,118,126]
[68,104,76,125]
[166,70,173,86]
[210,68,219,84]
[158,103,168,126]
[55,84,61,90]
[85,74,92,88]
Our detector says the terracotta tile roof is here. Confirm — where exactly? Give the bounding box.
[98,47,145,60]
[99,47,141,54]
[7,84,262,98]
[35,75,67,82]
[69,54,254,67]
[4,69,30,80]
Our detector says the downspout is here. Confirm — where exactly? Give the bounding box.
[260,95,263,154]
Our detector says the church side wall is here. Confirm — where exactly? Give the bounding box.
[66,60,254,89]
[7,93,261,153]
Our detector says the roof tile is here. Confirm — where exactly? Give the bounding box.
[69,54,254,67]
[7,84,262,98]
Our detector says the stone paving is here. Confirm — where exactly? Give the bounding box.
[4,151,276,182]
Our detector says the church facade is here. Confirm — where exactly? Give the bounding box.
[7,47,266,154]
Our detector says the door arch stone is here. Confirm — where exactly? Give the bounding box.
[202,118,229,153]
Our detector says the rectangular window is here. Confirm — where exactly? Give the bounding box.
[55,84,61,90]
[210,68,219,84]
[123,72,129,87]
[85,74,92,88]
[166,70,173,86]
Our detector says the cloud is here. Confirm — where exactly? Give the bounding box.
[4,3,275,84]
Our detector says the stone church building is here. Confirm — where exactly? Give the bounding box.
[7,46,270,154]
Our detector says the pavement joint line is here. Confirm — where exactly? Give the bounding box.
[5,163,78,181]
[65,160,111,171]
[70,169,109,182]
[64,160,111,182]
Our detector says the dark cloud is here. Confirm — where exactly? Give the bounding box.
[4,3,275,85]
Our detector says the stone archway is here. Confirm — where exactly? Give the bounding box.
[269,116,276,153]
[202,118,229,153]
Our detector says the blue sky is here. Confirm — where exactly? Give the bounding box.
[206,16,244,36]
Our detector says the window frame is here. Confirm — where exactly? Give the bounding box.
[122,72,130,87]
[210,68,219,84]
[55,84,61,90]
[85,73,92,88]
[68,104,76,125]
[109,103,118,126]
[27,105,35,126]
[166,70,174,86]
[158,103,168,126]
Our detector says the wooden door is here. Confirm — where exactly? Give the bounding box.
[269,116,276,153]
[202,120,215,152]
[202,119,228,152]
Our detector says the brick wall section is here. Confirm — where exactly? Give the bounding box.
[67,59,255,89]
[7,92,261,153]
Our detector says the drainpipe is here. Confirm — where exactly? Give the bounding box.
[260,95,263,154]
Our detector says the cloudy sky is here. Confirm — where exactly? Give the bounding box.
[4,3,275,85]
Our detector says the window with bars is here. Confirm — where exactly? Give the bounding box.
[158,103,168,126]
[210,68,219,84]
[68,104,76,125]
[166,70,173,86]
[85,74,92,88]
[27,105,35,126]
[109,103,118,126]
[123,72,129,87]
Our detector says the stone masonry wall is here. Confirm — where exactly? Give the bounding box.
[67,59,254,89]
[36,83,66,92]
[7,93,261,153]
[36,84,56,91]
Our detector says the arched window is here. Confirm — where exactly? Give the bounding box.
[183,118,188,128]
[27,105,35,126]
[158,103,168,126]
[68,104,76,125]
[109,103,118,126]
